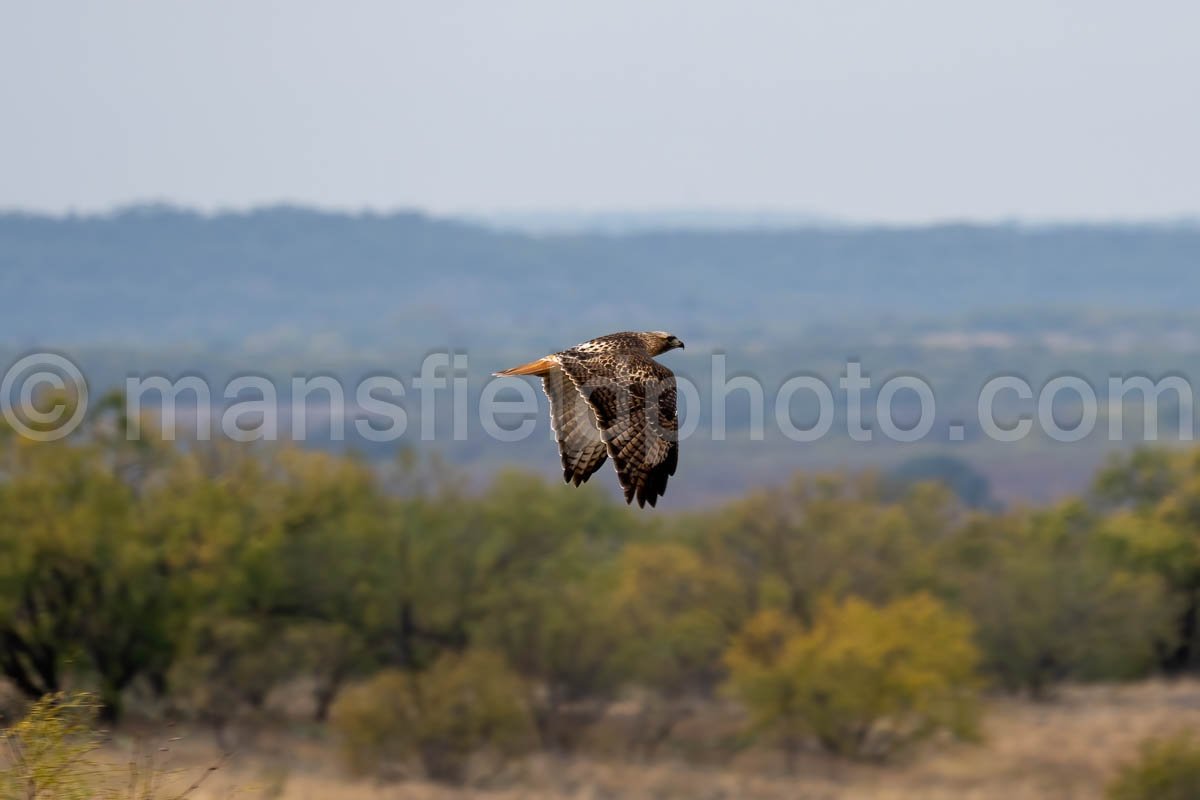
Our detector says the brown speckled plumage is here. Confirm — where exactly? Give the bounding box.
[494,331,684,508]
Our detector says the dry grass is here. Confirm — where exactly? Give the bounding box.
[105,680,1200,800]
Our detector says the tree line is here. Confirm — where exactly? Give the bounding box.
[0,395,1194,781]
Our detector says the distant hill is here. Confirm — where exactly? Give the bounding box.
[459,208,838,234]
[3,205,1200,352]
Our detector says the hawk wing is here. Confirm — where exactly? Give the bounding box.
[541,363,609,486]
[560,355,678,508]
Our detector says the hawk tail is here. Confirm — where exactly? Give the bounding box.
[494,357,555,377]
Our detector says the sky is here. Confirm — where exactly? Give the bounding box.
[2,1,1198,223]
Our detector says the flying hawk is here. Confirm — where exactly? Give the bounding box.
[494,331,684,507]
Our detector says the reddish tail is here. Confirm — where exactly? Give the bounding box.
[493,357,555,377]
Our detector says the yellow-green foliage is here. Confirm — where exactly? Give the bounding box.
[330,650,533,784]
[724,594,981,762]
[1107,732,1200,800]
[610,542,743,694]
[0,692,102,800]
[0,691,223,800]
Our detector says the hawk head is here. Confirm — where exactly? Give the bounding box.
[646,331,685,355]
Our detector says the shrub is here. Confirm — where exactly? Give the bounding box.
[0,692,102,800]
[0,691,223,800]
[1108,732,1200,800]
[724,594,981,765]
[330,650,533,784]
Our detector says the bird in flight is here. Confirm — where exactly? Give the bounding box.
[494,331,684,507]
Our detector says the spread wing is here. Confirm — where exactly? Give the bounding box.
[561,355,678,508]
[541,364,609,486]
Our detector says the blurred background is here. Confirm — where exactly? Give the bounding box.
[2,2,1200,798]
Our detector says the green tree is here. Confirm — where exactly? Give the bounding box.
[467,471,636,751]
[0,432,177,719]
[1095,449,1200,672]
[698,472,957,624]
[608,541,744,756]
[156,445,392,728]
[946,502,1171,695]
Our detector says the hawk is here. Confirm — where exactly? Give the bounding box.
[494,331,685,508]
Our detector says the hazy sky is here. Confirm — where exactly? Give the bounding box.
[2,1,1198,222]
